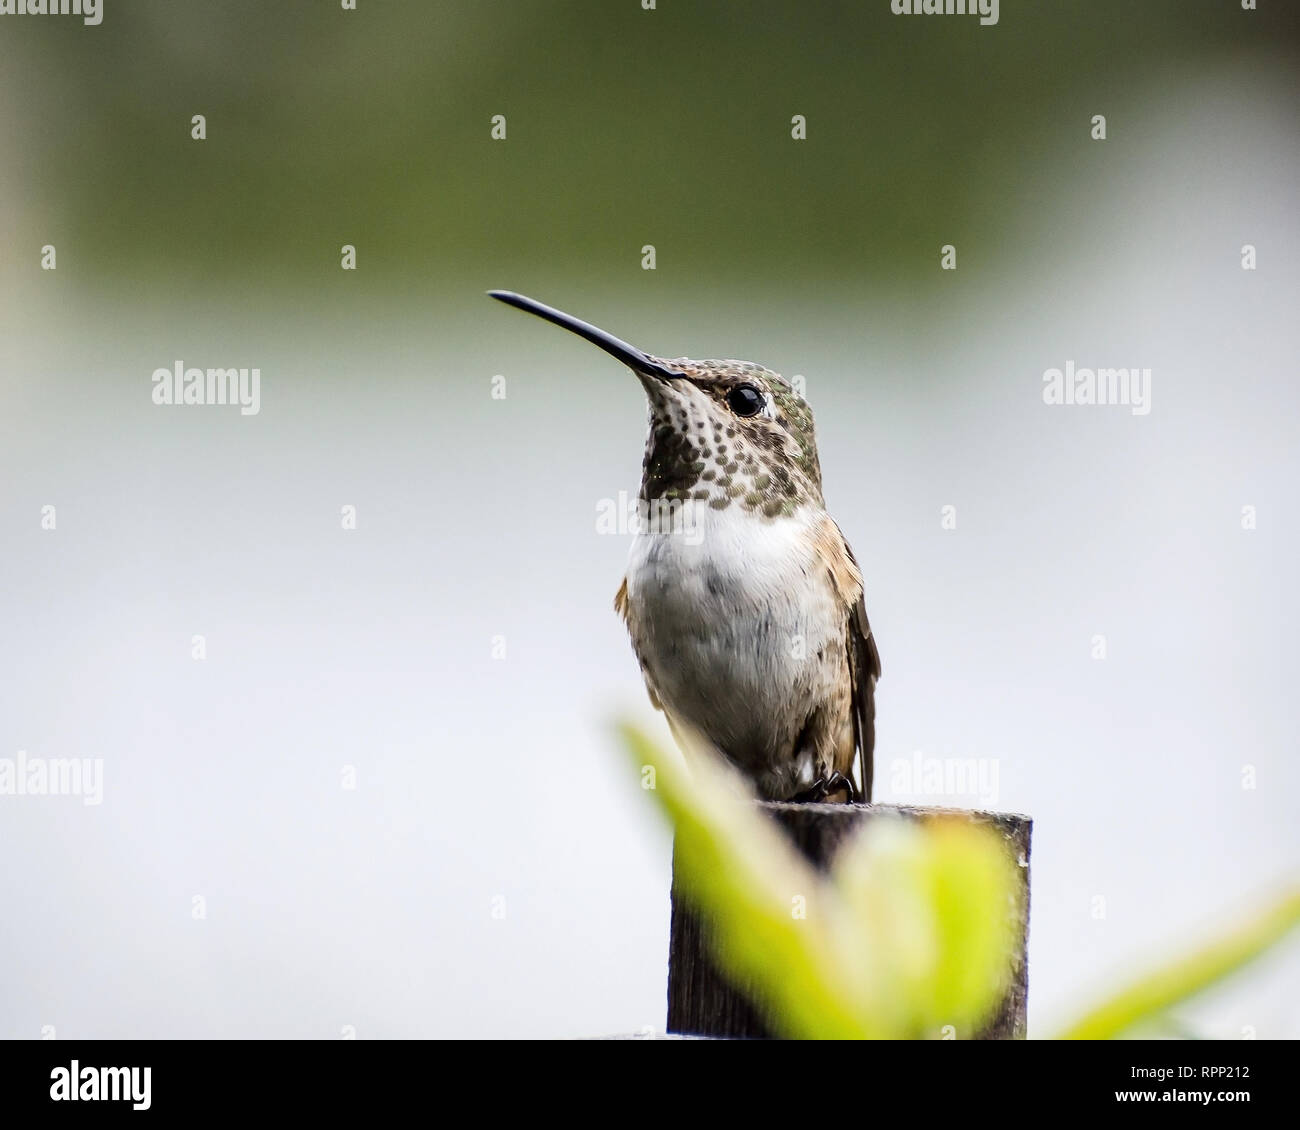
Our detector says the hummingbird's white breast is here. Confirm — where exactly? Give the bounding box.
[622,502,850,797]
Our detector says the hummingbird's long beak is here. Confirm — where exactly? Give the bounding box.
[488,290,687,381]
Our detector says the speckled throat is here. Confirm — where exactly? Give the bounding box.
[636,357,823,520]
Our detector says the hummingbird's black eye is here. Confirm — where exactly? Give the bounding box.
[726,384,764,418]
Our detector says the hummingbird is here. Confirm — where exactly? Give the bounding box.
[490,291,880,804]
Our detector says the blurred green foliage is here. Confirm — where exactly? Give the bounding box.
[1059,889,1300,1040]
[621,721,1018,1038]
[4,1,1296,291]
[622,722,1300,1040]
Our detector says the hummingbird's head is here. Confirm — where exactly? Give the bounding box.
[629,357,822,516]
[489,291,824,519]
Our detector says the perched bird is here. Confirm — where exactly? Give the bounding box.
[490,291,880,803]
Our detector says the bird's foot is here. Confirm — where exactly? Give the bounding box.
[791,771,858,805]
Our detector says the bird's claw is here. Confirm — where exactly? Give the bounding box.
[791,771,858,804]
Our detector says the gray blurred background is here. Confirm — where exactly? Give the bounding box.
[1,1,1297,1038]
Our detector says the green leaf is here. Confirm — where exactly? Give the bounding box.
[1056,888,1300,1040]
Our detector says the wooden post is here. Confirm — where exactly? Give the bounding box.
[666,802,1032,1039]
